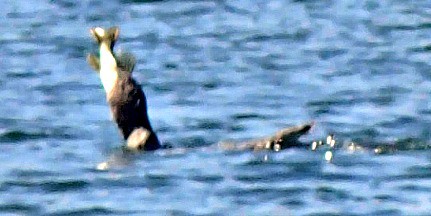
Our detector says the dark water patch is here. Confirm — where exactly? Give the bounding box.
[420,109,431,116]
[286,161,323,173]
[364,0,380,11]
[379,22,431,32]
[415,61,431,81]
[239,159,288,167]
[47,207,120,216]
[233,161,322,183]
[34,82,99,93]
[383,173,431,183]
[85,14,109,22]
[233,159,311,174]
[52,36,90,58]
[383,25,418,31]
[260,60,290,71]
[153,81,201,97]
[40,180,89,192]
[233,174,281,183]
[202,80,221,90]
[308,105,340,116]
[318,48,347,60]
[155,3,215,18]
[281,199,305,208]
[49,0,77,9]
[3,41,49,56]
[307,97,360,107]
[6,70,45,79]
[307,94,363,116]
[409,44,431,53]
[378,86,411,95]
[178,135,211,148]
[0,130,50,143]
[321,70,357,78]
[7,11,38,19]
[11,169,60,179]
[184,118,225,130]
[377,116,417,129]
[242,31,310,43]
[393,138,430,151]
[145,173,178,188]
[164,210,184,216]
[417,22,431,29]
[398,184,431,192]
[152,83,175,93]
[155,124,177,133]
[120,0,166,4]
[369,209,402,216]
[231,113,268,121]
[315,186,352,202]
[0,203,42,215]
[189,174,224,184]
[321,173,368,182]
[309,89,397,108]
[93,173,179,189]
[345,128,381,144]
[167,36,203,51]
[228,123,246,132]
[164,62,178,70]
[405,164,431,177]
[373,194,406,203]
[369,94,396,106]
[1,180,89,193]
[0,126,80,143]
[305,213,352,216]
[92,177,152,188]
[350,138,429,154]
[217,186,309,205]
[208,46,231,63]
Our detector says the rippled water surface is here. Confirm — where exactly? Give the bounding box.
[2,0,431,215]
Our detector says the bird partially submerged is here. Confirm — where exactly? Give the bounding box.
[219,123,313,151]
[87,26,161,151]
[86,26,312,154]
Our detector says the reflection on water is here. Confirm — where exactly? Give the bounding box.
[1,0,431,215]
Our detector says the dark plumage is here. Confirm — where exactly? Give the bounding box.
[87,27,160,151]
[109,76,161,151]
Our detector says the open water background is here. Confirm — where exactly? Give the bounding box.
[2,0,431,215]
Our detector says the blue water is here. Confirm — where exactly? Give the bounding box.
[1,0,431,215]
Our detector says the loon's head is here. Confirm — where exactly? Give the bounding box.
[90,26,119,51]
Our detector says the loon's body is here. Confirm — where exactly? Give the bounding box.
[87,27,160,151]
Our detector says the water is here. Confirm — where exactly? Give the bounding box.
[1,0,431,215]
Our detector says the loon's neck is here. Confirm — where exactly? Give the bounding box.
[99,42,118,96]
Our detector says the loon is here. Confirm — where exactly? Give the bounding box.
[87,27,161,151]
[87,26,312,153]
